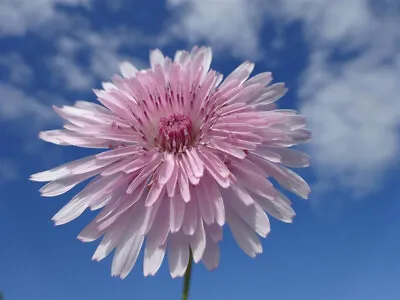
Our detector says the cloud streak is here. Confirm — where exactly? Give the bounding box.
[166,0,266,59]
[278,0,400,196]
[0,0,92,36]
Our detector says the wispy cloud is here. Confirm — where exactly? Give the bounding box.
[50,29,148,91]
[0,0,92,36]
[0,54,33,85]
[165,0,266,59]
[269,0,400,197]
[0,82,64,181]
[0,83,56,124]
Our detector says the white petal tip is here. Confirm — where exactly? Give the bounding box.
[143,271,156,277]
[193,257,202,264]
[40,193,55,198]
[170,273,184,279]
[92,255,101,261]
[119,61,138,78]
[260,229,271,238]
[52,219,64,226]
[216,220,225,227]
[77,236,95,242]
[30,174,44,182]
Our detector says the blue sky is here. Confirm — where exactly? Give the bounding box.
[1,0,400,299]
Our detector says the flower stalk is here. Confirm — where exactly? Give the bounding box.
[182,250,193,300]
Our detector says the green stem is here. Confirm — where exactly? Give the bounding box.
[182,249,193,300]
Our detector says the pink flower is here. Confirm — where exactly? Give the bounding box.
[31,47,311,279]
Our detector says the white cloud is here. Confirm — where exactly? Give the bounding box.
[0,82,58,125]
[0,1,151,92]
[50,29,148,91]
[166,0,266,59]
[274,0,376,49]
[0,54,33,85]
[0,83,67,180]
[51,38,96,91]
[301,53,400,195]
[0,0,92,36]
[269,0,400,196]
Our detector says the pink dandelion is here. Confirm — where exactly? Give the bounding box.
[31,47,311,279]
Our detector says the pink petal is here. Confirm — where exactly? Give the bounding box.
[31,155,115,182]
[226,206,263,258]
[167,161,179,197]
[198,149,230,188]
[168,233,189,278]
[206,176,225,226]
[244,72,273,87]
[101,158,136,176]
[96,145,141,160]
[195,183,215,225]
[210,140,245,159]
[178,160,191,202]
[145,180,165,207]
[181,154,200,185]
[158,152,175,185]
[202,237,220,271]
[262,147,311,168]
[78,216,103,242]
[253,83,287,105]
[112,232,144,279]
[92,229,121,261]
[228,195,270,238]
[189,218,206,263]
[145,197,170,246]
[39,129,108,148]
[92,208,137,261]
[198,147,230,178]
[40,168,105,197]
[230,181,254,206]
[231,157,268,178]
[97,183,146,228]
[111,204,147,278]
[170,193,185,233]
[253,146,282,163]
[231,165,276,200]
[253,192,295,223]
[205,223,223,243]
[186,148,204,177]
[127,157,161,194]
[181,198,198,236]
[143,241,166,277]
[53,197,88,226]
[260,160,311,199]
[223,61,254,85]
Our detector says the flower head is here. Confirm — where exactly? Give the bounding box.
[31,47,311,279]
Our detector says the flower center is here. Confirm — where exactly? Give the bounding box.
[157,114,194,153]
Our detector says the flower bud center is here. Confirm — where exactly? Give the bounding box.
[158,114,193,153]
